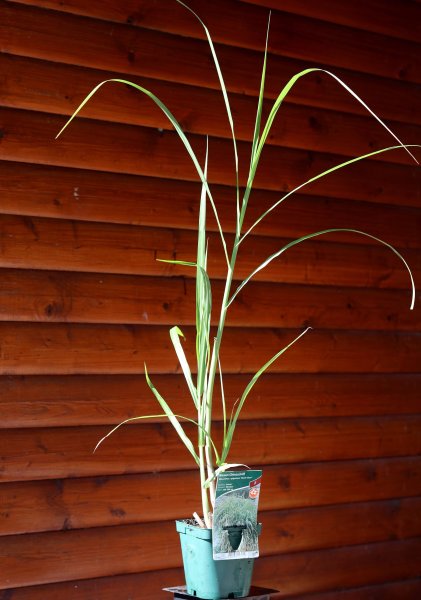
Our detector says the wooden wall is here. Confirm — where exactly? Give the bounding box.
[0,0,420,597]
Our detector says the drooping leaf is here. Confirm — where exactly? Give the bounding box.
[169,326,198,409]
[243,67,419,213]
[221,327,312,463]
[144,364,200,465]
[230,228,416,310]
[56,78,229,265]
[241,144,420,241]
[94,413,195,454]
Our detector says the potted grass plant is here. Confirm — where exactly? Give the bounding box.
[56,2,417,598]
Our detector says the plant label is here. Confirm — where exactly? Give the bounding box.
[212,470,262,560]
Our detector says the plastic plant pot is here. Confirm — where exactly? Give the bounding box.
[176,521,262,599]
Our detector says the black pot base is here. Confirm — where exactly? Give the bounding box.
[163,586,279,599]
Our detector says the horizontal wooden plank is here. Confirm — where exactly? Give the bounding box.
[1,215,418,291]
[1,162,421,249]
[1,499,420,588]
[0,568,183,600]
[2,458,421,535]
[1,108,419,207]
[295,579,421,599]
[1,417,421,482]
[2,373,420,429]
[3,539,420,598]
[0,322,419,376]
[1,54,418,166]
[240,0,421,43]
[254,539,421,597]
[1,269,418,331]
[1,3,420,124]
[5,0,421,84]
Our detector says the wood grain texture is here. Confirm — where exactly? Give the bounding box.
[0,322,420,375]
[2,539,420,598]
[1,54,418,167]
[1,215,418,291]
[0,0,420,596]
[2,458,421,535]
[0,498,421,589]
[293,579,421,599]
[239,0,421,42]
[1,417,421,482]
[1,161,421,249]
[0,269,418,331]
[255,539,421,597]
[1,499,420,588]
[1,108,419,207]
[1,2,420,124]
[5,0,421,83]
[2,373,420,429]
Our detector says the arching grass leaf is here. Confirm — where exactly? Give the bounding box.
[230,229,416,310]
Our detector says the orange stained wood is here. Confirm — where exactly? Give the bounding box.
[2,457,421,535]
[0,215,418,290]
[1,108,419,206]
[1,498,421,588]
[0,53,419,167]
[239,0,421,42]
[2,541,420,599]
[1,416,421,482]
[0,322,420,375]
[1,372,420,428]
[1,1,421,123]
[1,161,421,248]
[0,269,418,331]
[0,0,420,597]
[8,0,421,77]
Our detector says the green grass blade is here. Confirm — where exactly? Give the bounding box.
[94,413,193,453]
[243,67,315,211]
[170,326,198,409]
[196,139,211,401]
[246,67,418,198]
[56,78,229,266]
[157,257,212,366]
[158,251,212,389]
[250,12,271,166]
[240,144,420,242]
[241,66,419,227]
[321,69,419,164]
[175,0,240,219]
[145,364,200,465]
[237,11,271,234]
[230,228,416,310]
[94,412,220,462]
[157,259,196,267]
[221,327,312,463]
[218,356,227,442]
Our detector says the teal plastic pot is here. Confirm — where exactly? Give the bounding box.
[176,520,262,599]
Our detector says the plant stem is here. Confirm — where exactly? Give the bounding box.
[199,444,212,528]
[205,443,216,507]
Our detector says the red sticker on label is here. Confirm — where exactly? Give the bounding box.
[249,487,259,499]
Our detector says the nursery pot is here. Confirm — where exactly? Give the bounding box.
[222,525,247,552]
[176,520,262,599]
